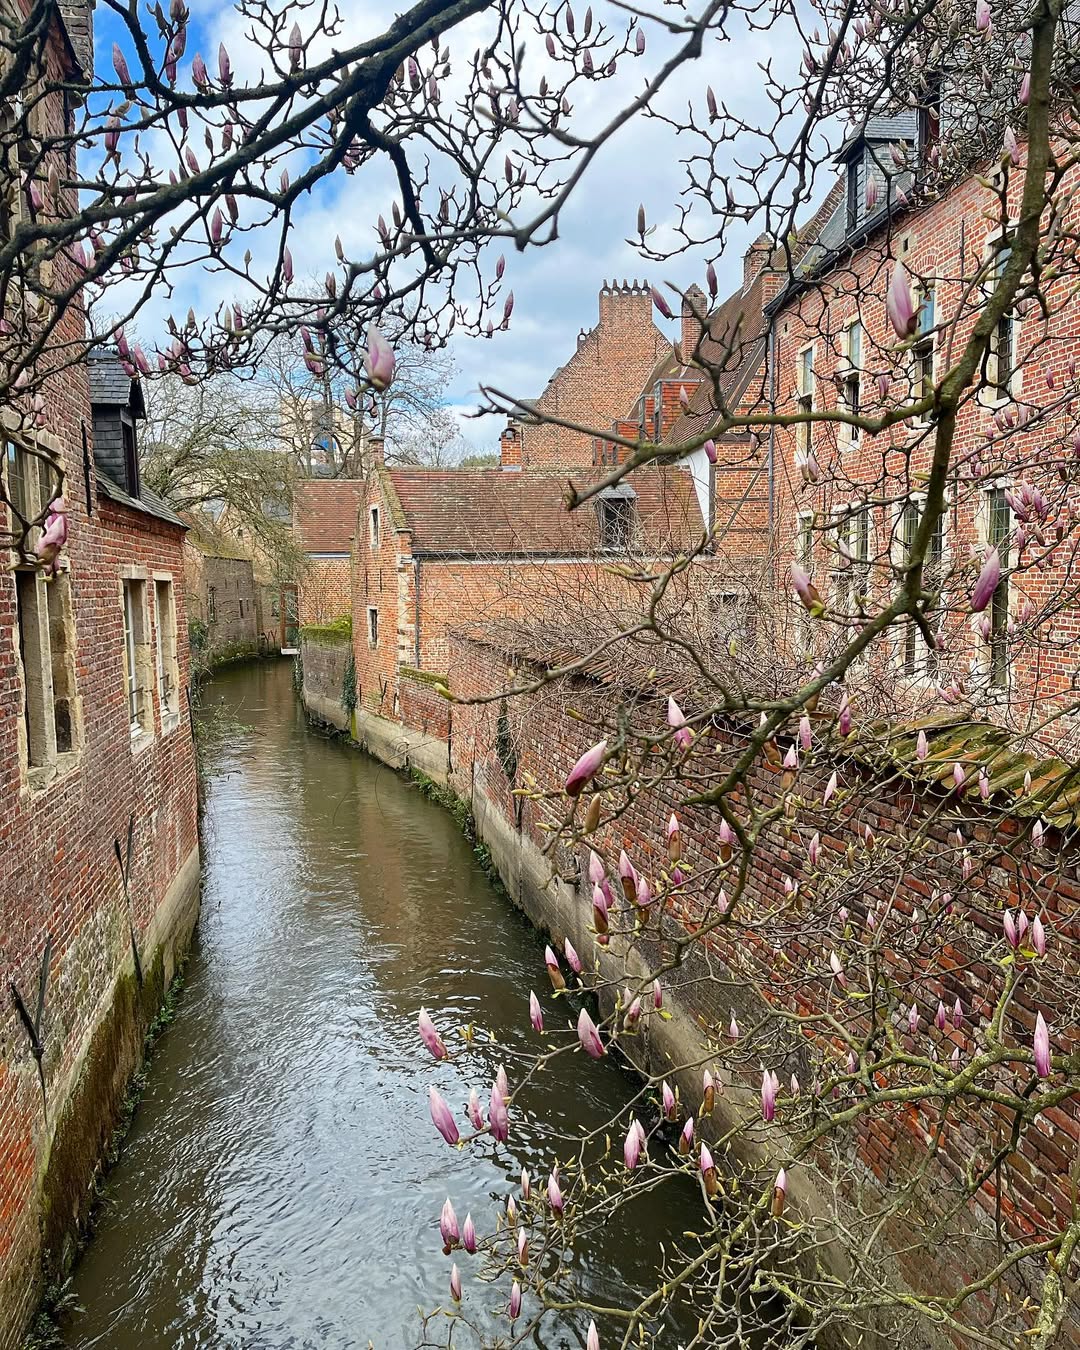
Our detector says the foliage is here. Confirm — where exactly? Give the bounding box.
[301,615,353,643]
[341,649,357,715]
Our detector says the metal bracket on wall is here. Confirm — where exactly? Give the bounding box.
[114,813,144,986]
[10,933,53,1120]
[81,424,93,516]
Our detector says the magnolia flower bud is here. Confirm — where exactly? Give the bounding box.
[419,1008,448,1060]
[565,739,606,796]
[577,1007,605,1057]
[529,991,543,1033]
[1034,1011,1051,1077]
[429,1086,459,1145]
[679,1115,694,1155]
[886,263,917,339]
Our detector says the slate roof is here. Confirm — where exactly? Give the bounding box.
[87,347,145,416]
[97,469,185,528]
[665,184,845,444]
[383,466,704,556]
[292,477,364,553]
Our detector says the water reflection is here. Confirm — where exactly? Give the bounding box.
[60,661,705,1349]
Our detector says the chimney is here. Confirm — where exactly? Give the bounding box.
[743,232,774,294]
[500,423,523,469]
[680,284,708,361]
[368,434,385,470]
[597,278,653,329]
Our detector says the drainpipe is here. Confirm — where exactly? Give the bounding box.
[767,312,778,545]
[413,556,421,668]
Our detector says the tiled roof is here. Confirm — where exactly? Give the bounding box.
[87,347,145,415]
[385,466,704,555]
[292,477,364,553]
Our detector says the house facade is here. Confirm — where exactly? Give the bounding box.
[0,11,199,1346]
[291,475,365,627]
[765,128,1080,752]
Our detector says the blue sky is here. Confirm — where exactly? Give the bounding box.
[96,1,809,456]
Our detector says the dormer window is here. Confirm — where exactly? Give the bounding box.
[846,158,860,232]
[597,488,636,550]
[122,418,140,497]
[918,75,942,161]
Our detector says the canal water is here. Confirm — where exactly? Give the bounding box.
[59,660,703,1350]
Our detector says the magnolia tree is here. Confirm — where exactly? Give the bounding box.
[3,0,1080,1341]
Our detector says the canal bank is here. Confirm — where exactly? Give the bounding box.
[57,660,717,1348]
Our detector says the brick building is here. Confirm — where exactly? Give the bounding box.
[0,12,199,1347]
[291,476,365,625]
[350,464,705,743]
[763,123,1080,752]
[499,280,670,469]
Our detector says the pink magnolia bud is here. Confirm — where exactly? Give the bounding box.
[634,875,652,909]
[440,1197,460,1249]
[509,1280,522,1320]
[1032,818,1045,850]
[650,286,673,320]
[429,1086,459,1145]
[419,1008,448,1060]
[1032,914,1047,956]
[218,42,232,85]
[953,998,964,1029]
[577,1007,605,1058]
[547,1168,564,1215]
[829,950,846,987]
[461,1212,477,1253]
[772,1167,788,1217]
[908,1003,919,1036]
[282,247,294,284]
[886,263,917,339]
[838,694,852,736]
[761,1069,777,1122]
[587,1321,600,1350]
[700,1141,715,1174]
[1034,1011,1051,1077]
[112,43,132,86]
[975,0,992,30]
[702,1069,715,1115]
[790,1074,800,1098]
[467,1088,483,1131]
[1019,72,1030,105]
[565,739,606,796]
[591,884,609,935]
[618,850,638,903]
[520,1167,531,1201]
[728,1012,739,1041]
[679,1116,694,1154]
[516,1227,527,1266]
[1003,125,1020,165]
[1017,911,1029,946]
[624,995,642,1028]
[703,438,718,464]
[791,563,821,613]
[916,731,929,764]
[798,714,812,751]
[978,767,990,801]
[544,945,564,991]
[823,771,838,806]
[876,372,890,400]
[706,86,718,121]
[529,991,543,1033]
[365,326,396,391]
[667,695,692,748]
[635,25,645,53]
[1003,909,1019,949]
[971,549,1001,611]
[191,51,208,86]
[623,1118,645,1170]
[564,938,582,974]
[662,1080,676,1120]
[588,850,605,884]
[935,1000,946,1031]
[783,744,799,772]
[1024,770,1032,794]
[449,1263,462,1302]
[808,832,821,866]
[489,1080,509,1142]
[953,762,966,792]
[653,979,663,1009]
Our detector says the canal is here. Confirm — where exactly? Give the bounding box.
[59,660,701,1349]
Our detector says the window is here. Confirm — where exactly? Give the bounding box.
[369,505,380,549]
[207,585,217,622]
[797,347,814,456]
[990,247,1016,399]
[918,75,942,161]
[986,488,1011,688]
[898,497,945,676]
[796,511,815,655]
[13,569,79,779]
[912,284,936,416]
[154,578,180,726]
[598,495,635,550]
[239,597,244,619]
[841,322,863,448]
[4,438,58,544]
[712,591,756,653]
[121,417,140,496]
[122,578,152,737]
[846,157,860,232]
[367,605,378,648]
[831,505,871,628]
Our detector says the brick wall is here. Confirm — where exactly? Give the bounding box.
[445,631,1079,1346]
[508,282,670,468]
[300,632,352,732]
[299,556,352,627]
[183,547,260,661]
[0,10,200,1343]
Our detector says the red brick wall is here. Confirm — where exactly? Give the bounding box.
[446,632,1079,1345]
[0,12,200,1342]
[514,283,670,468]
[769,144,1080,746]
[299,556,352,627]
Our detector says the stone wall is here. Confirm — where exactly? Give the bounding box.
[183,548,261,666]
[299,629,353,733]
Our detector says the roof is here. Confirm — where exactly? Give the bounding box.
[88,347,145,417]
[665,185,845,444]
[292,477,364,553]
[382,466,704,556]
[97,469,185,529]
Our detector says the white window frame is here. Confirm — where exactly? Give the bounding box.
[369,504,380,550]
[977,483,1013,693]
[839,320,863,450]
[983,228,1022,405]
[910,279,937,425]
[795,344,816,457]
[891,492,949,682]
[121,574,153,742]
[829,501,872,636]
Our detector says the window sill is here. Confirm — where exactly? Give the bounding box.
[24,750,80,796]
[160,710,181,737]
[130,727,155,754]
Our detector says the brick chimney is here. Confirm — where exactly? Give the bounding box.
[597,278,653,329]
[743,232,774,294]
[500,423,522,469]
[681,284,708,361]
[367,434,385,469]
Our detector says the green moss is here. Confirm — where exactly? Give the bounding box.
[399,666,449,687]
[300,615,353,643]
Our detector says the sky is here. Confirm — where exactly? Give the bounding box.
[94,0,811,458]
